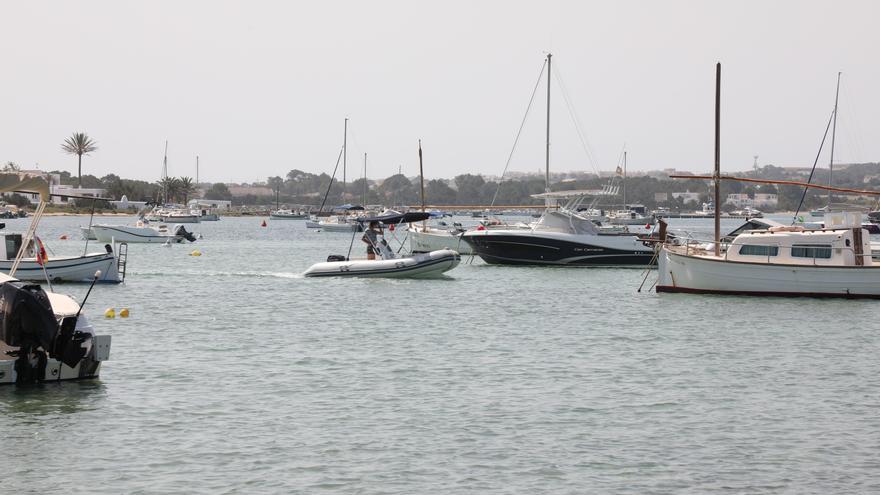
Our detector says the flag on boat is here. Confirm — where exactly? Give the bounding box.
[34,236,48,265]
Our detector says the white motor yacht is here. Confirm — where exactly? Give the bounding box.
[463,190,655,266]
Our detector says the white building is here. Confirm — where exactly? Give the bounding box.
[672,191,701,204]
[726,193,752,208]
[50,185,108,205]
[188,199,232,211]
[753,193,778,207]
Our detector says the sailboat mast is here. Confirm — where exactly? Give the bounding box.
[196,155,199,185]
[419,140,426,212]
[162,140,169,204]
[714,62,722,257]
[828,72,841,209]
[343,118,348,198]
[623,151,627,210]
[545,53,552,204]
[363,153,367,206]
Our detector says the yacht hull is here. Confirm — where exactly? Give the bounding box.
[657,247,880,298]
[462,230,655,266]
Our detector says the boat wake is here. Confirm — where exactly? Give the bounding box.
[132,269,304,279]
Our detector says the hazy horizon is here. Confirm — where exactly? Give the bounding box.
[3,1,878,184]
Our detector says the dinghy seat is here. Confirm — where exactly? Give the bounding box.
[327,255,347,262]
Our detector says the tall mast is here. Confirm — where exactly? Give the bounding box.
[714,63,721,257]
[363,152,367,206]
[162,140,168,204]
[343,118,348,198]
[196,155,199,185]
[828,72,841,209]
[623,151,627,210]
[545,53,552,205]
[419,140,426,213]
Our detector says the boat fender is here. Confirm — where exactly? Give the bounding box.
[105,244,113,253]
[104,308,116,319]
[327,255,347,262]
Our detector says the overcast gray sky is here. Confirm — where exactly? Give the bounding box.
[3,1,878,183]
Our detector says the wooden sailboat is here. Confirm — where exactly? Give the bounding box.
[656,65,880,298]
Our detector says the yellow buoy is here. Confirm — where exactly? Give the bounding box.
[104,308,116,319]
[119,308,130,318]
[190,250,202,257]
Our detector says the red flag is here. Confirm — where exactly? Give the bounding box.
[34,236,47,265]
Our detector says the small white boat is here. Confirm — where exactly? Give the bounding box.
[270,209,308,219]
[304,211,460,278]
[92,222,196,244]
[0,235,122,283]
[606,208,656,225]
[161,208,200,223]
[304,249,460,278]
[408,222,473,255]
[316,216,363,232]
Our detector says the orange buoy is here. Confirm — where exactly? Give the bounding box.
[261,220,267,227]
[59,234,68,240]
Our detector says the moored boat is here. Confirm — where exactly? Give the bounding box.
[0,273,110,384]
[270,209,308,219]
[657,214,880,297]
[0,234,122,283]
[92,222,196,244]
[408,222,473,255]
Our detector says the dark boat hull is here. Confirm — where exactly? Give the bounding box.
[462,233,656,266]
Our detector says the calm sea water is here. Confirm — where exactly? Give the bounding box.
[2,215,879,494]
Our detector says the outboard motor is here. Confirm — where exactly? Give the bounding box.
[0,282,61,384]
[175,225,198,242]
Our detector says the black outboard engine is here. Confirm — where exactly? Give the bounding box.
[0,282,62,384]
[175,225,198,242]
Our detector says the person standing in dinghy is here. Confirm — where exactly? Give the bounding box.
[362,221,383,260]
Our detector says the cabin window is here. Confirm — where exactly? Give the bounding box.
[738,244,779,256]
[791,244,832,259]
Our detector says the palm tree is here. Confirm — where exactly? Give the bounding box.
[158,176,181,203]
[177,176,197,205]
[61,132,98,188]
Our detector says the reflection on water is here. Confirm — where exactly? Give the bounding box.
[0,380,107,419]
